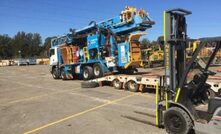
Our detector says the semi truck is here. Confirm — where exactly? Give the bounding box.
[49,6,154,80]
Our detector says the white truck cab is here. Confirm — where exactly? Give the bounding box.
[49,47,58,66]
[49,46,59,79]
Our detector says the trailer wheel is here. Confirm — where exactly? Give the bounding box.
[113,79,122,89]
[93,63,104,78]
[61,68,67,80]
[83,66,94,80]
[127,80,138,92]
[164,107,193,134]
[52,67,60,79]
[81,81,99,88]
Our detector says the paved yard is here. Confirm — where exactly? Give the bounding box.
[0,65,166,134]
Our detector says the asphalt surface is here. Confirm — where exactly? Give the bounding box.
[0,65,166,134]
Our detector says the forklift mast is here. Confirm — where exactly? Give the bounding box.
[164,9,191,100]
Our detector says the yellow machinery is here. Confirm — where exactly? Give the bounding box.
[124,33,145,69]
[141,45,164,68]
[186,40,221,65]
[120,6,148,24]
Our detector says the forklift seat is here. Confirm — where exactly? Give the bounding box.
[208,97,221,114]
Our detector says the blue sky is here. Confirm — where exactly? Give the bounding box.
[0,0,220,42]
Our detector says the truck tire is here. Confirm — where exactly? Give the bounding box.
[93,63,104,78]
[164,107,193,134]
[52,67,60,79]
[112,79,122,89]
[127,80,138,92]
[83,66,94,80]
[61,68,67,80]
[81,81,99,88]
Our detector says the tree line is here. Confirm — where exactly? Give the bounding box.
[140,36,164,49]
[0,31,54,60]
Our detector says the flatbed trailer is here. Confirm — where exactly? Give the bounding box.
[81,73,160,92]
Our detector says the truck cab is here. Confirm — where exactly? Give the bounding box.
[49,47,58,66]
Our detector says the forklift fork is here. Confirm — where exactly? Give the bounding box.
[156,76,166,128]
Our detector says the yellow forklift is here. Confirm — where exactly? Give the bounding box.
[156,9,221,134]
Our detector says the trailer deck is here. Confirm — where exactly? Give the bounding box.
[87,73,160,92]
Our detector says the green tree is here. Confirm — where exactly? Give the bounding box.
[157,36,164,45]
[140,38,151,49]
[39,36,55,57]
[32,33,42,56]
[0,34,13,59]
[0,32,43,59]
[43,37,53,51]
[12,31,42,58]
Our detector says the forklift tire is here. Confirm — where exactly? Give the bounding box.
[164,107,193,134]
[127,80,138,92]
[52,67,60,79]
[112,79,122,89]
[81,81,99,88]
[93,63,104,78]
[61,68,67,80]
[83,66,94,80]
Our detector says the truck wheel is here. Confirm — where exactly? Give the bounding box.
[164,107,193,134]
[113,79,122,89]
[61,68,67,80]
[127,80,138,92]
[93,63,104,78]
[83,66,94,80]
[52,67,60,79]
